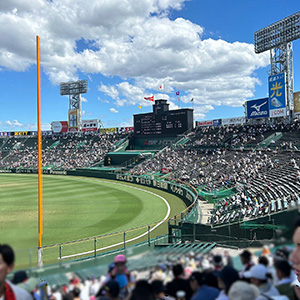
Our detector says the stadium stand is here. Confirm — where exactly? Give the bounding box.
[0,131,131,169]
[2,120,300,299]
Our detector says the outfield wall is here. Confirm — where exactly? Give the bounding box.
[67,168,196,207]
[2,168,196,212]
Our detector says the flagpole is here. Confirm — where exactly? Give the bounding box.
[37,35,43,267]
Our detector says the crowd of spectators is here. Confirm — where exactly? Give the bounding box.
[190,121,300,149]
[130,147,300,192]
[2,121,300,299]
[5,228,300,300]
[190,123,270,148]
[129,121,300,225]
[0,132,129,169]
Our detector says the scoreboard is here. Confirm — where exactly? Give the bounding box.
[134,101,193,137]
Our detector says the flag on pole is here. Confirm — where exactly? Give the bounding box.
[144,96,154,101]
[176,91,180,95]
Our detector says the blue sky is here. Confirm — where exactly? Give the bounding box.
[0,0,299,131]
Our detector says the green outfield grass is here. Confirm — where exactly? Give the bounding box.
[0,174,186,267]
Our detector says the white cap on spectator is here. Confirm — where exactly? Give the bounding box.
[244,264,267,280]
[229,281,259,300]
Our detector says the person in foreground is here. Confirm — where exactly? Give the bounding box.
[290,217,300,299]
[189,271,219,300]
[0,244,32,300]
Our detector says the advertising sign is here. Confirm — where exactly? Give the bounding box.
[118,127,134,133]
[294,91,300,115]
[82,119,99,132]
[269,73,286,118]
[14,131,29,136]
[222,117,245,126]
[42,131,52,136]
[0,132,9,137]
[99,127,118,134]
[196,120,213,127]
[68,109,79,131]
[213,119,221,126]
[51,121,68,133]
[246,97,269,119]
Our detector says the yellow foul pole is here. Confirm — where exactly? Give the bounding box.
[36,36,43,265]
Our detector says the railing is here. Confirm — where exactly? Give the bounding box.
[14,198,199,269]
[6,170,199,269]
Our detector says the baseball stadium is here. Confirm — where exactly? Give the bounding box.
[1,8,300,300]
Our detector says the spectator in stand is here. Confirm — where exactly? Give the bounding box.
[203,270,219,290]
[244,264,281,300]
[149,265,166,283]
[166,264,192,299]
[240,250,255,281]
[70,287,81,300]
[150,280,173,300]
[274,260,295,300]
[262,245,271,256]
[212,255,224,271]
[268,248,295,287]
[228,281,259,300]
[103,254,135,300]
[12,270,39,297]
[189,271,219,300]
[0,244,32,300]
[224,251,234,268]
[129,280,155,300]
[289,217,300,299]
[215,266,240,300]
[96,280,120,300]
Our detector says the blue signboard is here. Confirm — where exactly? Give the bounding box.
[213,119,221,126]
[0,132,9,137]
[246,98,269,119]
[269,72,286,118]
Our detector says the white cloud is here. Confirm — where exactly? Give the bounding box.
[168,101,180,110]
[5,119,23,127]
[98,84,119,99]
[41,123,51,131]
[109,108,119,113]
[81,96,88,102]
[0,0,269,118]
[1,120,51,131]
[98,96,109,103]
[193,105,214,119]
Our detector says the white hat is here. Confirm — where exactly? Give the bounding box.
[229,281,259,300]
[244,264,267,280]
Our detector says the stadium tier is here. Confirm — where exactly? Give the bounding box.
[2,120,300,300]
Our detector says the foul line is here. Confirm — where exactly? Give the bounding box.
[60,178,171,260]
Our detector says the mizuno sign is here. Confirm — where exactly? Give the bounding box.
[246,98,269,119]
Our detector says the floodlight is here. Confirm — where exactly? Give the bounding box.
[254,11,300,54]
[60,80,88,95]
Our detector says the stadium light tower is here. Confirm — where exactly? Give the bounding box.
[254,11,300,120]
[60,80,88,131]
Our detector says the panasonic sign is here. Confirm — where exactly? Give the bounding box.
[246,97,269,119]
